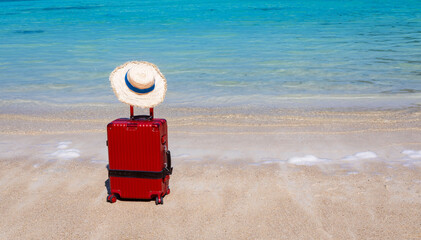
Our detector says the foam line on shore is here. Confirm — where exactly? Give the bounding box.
[171,128,421,135]
[0,129,104,135]
[2,127,421,136]
[0,114,108,123]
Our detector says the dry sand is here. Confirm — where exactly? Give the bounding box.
[0,105,420,239]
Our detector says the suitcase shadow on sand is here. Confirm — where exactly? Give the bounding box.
[104,164,155,203]
[105,164,111,195]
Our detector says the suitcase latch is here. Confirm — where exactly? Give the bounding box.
[152,123,160,132]
[127,123,138,131]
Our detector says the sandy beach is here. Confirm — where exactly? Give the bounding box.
[0,105,420,239]
[2,0,421,238]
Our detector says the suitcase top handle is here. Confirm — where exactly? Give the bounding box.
[131,115,153,121]
[130,106,154,120]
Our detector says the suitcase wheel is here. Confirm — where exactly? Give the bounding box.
[155,196,163,205]
[107,194,117,203]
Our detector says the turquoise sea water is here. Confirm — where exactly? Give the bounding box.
[1,0,421,108]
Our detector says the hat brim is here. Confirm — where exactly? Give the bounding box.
[109,61,167,108]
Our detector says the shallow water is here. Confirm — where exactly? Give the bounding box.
[0,0,420,107]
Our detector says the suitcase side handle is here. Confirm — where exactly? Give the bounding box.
[130,106,154,120]
[166,150,173,174]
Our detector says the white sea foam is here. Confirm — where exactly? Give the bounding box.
[57,141,72,149]
[173,153,190,158]
[402,150,421,159]
[50,149,80,160]
[48,141,80,160]
[184,158,202,162]
[250,158,283,166]
[342,151,378,161]
[260,158,282,164]
[91,159,107,164]
[287,155,330,166]
[261,160,279,164]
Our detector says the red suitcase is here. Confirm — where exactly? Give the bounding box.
[106,107,172,205]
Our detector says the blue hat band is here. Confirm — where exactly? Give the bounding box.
[125,71,155,94]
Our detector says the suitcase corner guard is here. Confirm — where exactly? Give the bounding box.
[108,167,172,179]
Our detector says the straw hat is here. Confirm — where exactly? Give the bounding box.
[109,61,167,108]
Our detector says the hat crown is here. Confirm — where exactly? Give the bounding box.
[110,61,166,108]
[127,66,155,89]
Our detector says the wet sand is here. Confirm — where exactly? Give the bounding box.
[0,105,420,239]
